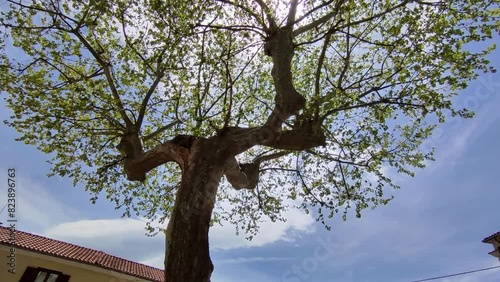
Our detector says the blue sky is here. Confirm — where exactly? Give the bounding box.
[1,41,500,282]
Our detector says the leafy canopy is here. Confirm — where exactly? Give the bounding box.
[1,0,498,235]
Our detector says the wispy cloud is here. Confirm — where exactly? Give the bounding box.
[0,172,80,230]
[423,74,500,171]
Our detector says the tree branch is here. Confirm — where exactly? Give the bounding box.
[254,151,292,163]
[136,69,165,128]
[143,120,182,142]
[292,0,345,37]
[223,123,326,156]
[216,0,267,30]
[122,137,192,181]
[286,0,299,26]
[320,88,425,122]
[313,32,332,119]
[338,1,411,30]
[224,157,251,189]
[263,26,305,131]
[291,0,335,26]
[224,151,291,190]
[254,0,277,31]
[72,30,133,127]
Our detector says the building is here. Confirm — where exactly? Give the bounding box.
[0,226,164,282]
[482,231,500,261]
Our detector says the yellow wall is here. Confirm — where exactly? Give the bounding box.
[0,246,151,282]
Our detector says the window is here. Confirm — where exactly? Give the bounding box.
[34,271,59,282]
[19,267,70,282]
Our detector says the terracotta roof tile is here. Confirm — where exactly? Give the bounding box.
[483,231,500,243]
[0,226,164,282]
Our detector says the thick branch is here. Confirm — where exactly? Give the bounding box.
[254,0,277,31]
[224,151,291,190]
[259,128,327,150]
[264,26,305,131]
[313,32,332,119]
[122,137,193,181]
[286,0,299,25]
[224,124,326,155]
[224,157,252,189]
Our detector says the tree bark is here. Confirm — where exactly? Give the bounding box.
[264,26,305,130]
[164,137,227,282]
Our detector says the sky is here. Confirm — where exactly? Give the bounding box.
[1,28,500,282]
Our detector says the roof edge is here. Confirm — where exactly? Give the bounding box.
[0,243,162,282]
[0,226,164,282]
[482,231,500,243]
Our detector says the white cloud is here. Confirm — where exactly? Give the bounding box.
[47,199,314,249]
[210,199,315,250]
[39,195,315,270]
[44,218,147,239]
[43,218,164,265]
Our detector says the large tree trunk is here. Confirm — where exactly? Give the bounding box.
[164,137,226,282]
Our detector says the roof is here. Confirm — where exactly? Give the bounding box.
[0,226,164,282]
[482,231,500,243]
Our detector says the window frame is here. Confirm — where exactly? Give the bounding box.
[19,266,70,282]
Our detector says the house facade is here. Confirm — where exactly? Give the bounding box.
[0,226,164,282]
[482,231,500,261]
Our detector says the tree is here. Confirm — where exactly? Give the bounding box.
[0,0,497,281]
